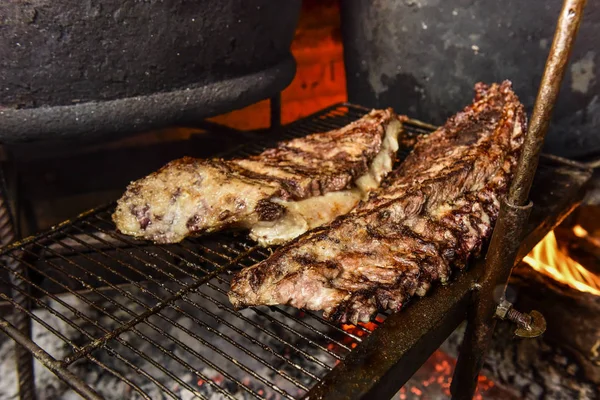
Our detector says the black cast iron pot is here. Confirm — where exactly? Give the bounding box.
[0,0,301,142]
[339,0,600,160]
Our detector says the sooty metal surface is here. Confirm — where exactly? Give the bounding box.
[0,104,592,400]
[0,0,300,142]
[0,59,295,144]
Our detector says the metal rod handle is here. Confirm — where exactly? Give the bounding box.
[508,0,588,206]
[451,0,587,398]
[450,199,532,399]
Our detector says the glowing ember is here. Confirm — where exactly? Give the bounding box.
[393,350,496,399]
[573,224,588,238]
[358,321,378,331]
[399,387,407,399]
[341,323,354,331]
[341,321,378,335]
[573,224,600,247]
[213,374,224,386]
[524,227,600,296]
[340,323,368,341]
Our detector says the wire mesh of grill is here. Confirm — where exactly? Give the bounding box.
[0,104,435,400]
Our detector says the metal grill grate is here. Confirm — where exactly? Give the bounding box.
[0,103,591,400]
[0,104,431,400]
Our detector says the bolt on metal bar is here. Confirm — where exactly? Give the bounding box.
[451,1,588,399]
[450,199,532,400]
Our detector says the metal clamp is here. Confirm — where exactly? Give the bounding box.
[495,299,546,338]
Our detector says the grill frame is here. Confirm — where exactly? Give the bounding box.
[0,103,592,400]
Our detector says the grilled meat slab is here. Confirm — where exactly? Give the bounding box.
[229,81,526,323]
[113,109,405,245]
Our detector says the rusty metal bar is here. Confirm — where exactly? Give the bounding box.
[508,0,588,206]
[451,0,588,398]
[450,200,532,399]
[0,316,103,400]
[0,162,36,400]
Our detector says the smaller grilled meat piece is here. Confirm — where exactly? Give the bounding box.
[113,109,405,245]
[229,81,526,323]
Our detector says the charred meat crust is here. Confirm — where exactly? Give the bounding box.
[255,199,286,222]
[228,80,527,324]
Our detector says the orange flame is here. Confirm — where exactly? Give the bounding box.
[524,225,600,296]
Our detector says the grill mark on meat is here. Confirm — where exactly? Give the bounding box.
[227,163,305,200]
[229,81,527,324]
[255,200,286,222]
[264,146,329,166]
[294,255,318,267]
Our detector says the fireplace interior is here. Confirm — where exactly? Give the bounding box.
[0,0,599,399]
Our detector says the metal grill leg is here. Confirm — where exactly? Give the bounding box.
[270,93,282,129]
[0,163,37,400]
